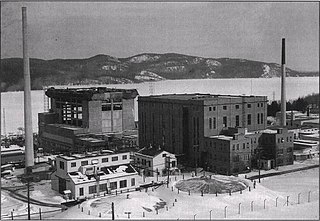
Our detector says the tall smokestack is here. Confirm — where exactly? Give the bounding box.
[280,38,286,127]
[22,7,34,170]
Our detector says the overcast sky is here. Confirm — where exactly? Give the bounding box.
[2,2,319,71]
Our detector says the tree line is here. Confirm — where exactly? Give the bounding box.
[267,93,319,117]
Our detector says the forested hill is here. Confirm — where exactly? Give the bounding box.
[1,53,318,92]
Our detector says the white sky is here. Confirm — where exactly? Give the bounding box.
[1,2,319,71]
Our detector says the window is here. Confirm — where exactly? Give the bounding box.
[257,103,260,107]
[59,161,65,170]
[232,144,235,151]
[257,113,260,124]
[223,106,227,110]
[122,155,127,160]
[120,180,127,188]
[237,144,239,150]
[247,114,251,125]
[79,187,84,196]
[110,182,117,190]
[243,143,245,149]
[148,161,151,167]
[81,161,88,166]
[99,183,108,192]
[209,118,212,129]
[247,104,251,108]
[247,142,249,148]
[213,107,216,111]
[162,153,167,157]
[223,116,227,127]
[172,161,176,167]
[235,115,239,127]
[89,185,97,194]
[102,158,108,163]
[261,113,264,124]
[131,178,135,186]
[71,162,76,168]
[278,149,284,154]
[261,103,264,107]
[213,117,216,129]
[209,107,212,111]
[112,156,118,161]
[235,105,239,109]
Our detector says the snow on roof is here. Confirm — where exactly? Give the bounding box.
[69,164,137,184]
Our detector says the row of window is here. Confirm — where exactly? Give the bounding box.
[80,178,136,195]
[208,113,264,129]
[232,154,250,162]
[59,155,129,170]
[277,136,293,143]
[277,147,293,154]
[136,158,152,167]
[232,142,250,151]
[207,103,264,111]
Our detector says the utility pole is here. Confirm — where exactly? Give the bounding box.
[167,156,170,187]
[258,148,261,183]
[195,146,198,176]
[111,202,115,220]
[2,108,6,136]
[22,167,33,220]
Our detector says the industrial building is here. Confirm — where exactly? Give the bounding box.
[137,93,296,175]
[258,128,294,169]
[138,93,267,169]
[51,150,139,199]
[38,87,139,154]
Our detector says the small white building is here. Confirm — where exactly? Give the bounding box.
[51,150,139,200]
[134,148,178,177]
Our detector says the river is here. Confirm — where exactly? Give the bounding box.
[1,77,318,135]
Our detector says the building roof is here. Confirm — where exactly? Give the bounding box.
[142,93,265,101]
[45,87,138,100]
[208,135,234,140]
[136,148,167,157]
[68,163,137,184]
[58,150,127,161]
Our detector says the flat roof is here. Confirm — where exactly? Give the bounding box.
[58,148,136,161]
[141,93,266,101]
[46,87,138,100]
[208,135,234,140]
[68,163,137,184]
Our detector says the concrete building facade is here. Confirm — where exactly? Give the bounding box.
[138,93,267,168]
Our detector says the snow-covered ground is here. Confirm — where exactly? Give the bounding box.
[48,167,319,220]
[1,179,65,220]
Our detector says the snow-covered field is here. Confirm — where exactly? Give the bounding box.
[48,167,319,220]
[1,179,65,220]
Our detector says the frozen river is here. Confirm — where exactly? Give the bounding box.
[1,77,318,135]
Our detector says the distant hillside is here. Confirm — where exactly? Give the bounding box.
[1,53,318,92]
